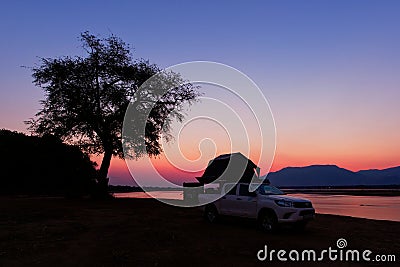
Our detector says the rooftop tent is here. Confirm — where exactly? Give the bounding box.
[196,152,260,184]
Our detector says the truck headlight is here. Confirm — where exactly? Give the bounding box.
[275,199,293,207]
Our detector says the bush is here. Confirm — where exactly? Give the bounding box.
[0,129,96,197]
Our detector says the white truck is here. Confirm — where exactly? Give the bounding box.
[199,182,315,231]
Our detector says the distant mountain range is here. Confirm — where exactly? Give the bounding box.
[266,165,400,187]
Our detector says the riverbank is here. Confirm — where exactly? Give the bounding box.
[1,197,399,266]
[282,188,400,196]
[109,185,400,197]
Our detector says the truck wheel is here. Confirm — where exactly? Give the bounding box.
[204,206,218,223]
[258,211,278,232]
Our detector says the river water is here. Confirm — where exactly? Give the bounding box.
[114,191,400,222]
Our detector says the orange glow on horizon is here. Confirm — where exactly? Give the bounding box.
[94,150,400,186]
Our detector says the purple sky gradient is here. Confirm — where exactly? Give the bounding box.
[1,0,399,185]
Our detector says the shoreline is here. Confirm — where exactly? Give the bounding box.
[109,187,400,197]
[282,188,400,196]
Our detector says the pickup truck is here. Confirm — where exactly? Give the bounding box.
[199,182,315,231]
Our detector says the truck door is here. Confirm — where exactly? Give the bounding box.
[234,184,258,218]
[219,184,238,216]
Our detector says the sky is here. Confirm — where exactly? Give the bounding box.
[0,0,399,186]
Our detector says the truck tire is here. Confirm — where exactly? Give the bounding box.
[258,210,278,232]
[204,205,218,223]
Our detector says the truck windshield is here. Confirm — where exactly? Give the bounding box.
[258,185,285,195]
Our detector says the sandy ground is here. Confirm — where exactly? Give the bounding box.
[0,197,399,267]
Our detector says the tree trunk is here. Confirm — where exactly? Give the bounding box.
[99,149,112,180]
[94,149,112,198]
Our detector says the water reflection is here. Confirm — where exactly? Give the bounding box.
[115,191,184,200]
[289,194,400,222]
[114,191,400,222]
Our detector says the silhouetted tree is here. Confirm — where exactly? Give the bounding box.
[26,32,200,197]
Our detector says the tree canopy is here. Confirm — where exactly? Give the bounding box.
[26,32,200,194]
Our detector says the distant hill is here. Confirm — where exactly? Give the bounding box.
[267,165,400,187]
[357,166,400,182]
